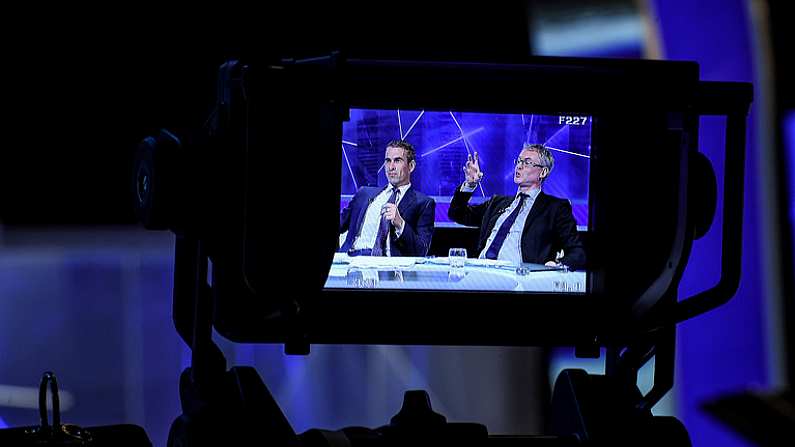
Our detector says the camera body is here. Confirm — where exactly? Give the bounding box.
[134,53,750,349]
[131,53,752,447]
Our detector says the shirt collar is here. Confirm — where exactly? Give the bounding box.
[516,186,541,201]
[387,183,411,196]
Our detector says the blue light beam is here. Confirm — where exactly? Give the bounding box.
[420,127,485,157]
[402,110,425,140]
[449,112,486,197]
[342,145,359,190]
[543,125,570,149]
[546,146,591,159]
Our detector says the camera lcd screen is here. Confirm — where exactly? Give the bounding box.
[325,108,591,294]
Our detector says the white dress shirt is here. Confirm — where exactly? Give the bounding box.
[352,183,411,255]
[468,185,541,265]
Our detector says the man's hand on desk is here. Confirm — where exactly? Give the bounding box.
[545,261,569,270]
[545,250,567,268]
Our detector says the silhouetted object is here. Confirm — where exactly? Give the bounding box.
[702,389,795,446]
[550,369,691,446]
[0,371,151,446]
[299,390,491,445]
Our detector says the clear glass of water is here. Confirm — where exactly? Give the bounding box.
[449,248,467,269]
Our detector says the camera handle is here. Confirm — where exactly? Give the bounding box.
[674,84,752,322]
[167,234,299,446]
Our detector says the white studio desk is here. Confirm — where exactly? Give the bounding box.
[325,254,586,292]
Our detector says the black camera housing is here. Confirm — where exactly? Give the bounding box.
[134,54,751,349]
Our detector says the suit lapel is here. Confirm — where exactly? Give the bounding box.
[397,187,416,218]
[522,191,549,234]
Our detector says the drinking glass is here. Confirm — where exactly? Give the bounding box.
[449,248,467,269]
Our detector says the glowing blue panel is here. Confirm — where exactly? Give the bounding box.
[786,111,795,249]
[340,109,591,227]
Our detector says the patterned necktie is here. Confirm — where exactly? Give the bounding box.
[371,187,399,256]
[485,193,529,260]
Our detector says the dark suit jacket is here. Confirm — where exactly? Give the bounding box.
[340,186,436,257]
[448,189,586,270]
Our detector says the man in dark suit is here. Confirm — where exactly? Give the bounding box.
[339,140,436,257]
[448,143,585,270]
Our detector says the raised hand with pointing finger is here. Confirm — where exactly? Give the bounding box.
[463,152,484,186]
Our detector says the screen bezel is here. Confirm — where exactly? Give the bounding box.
[221,56,701,346]
[310,104,599,346]
[327,107,592,296]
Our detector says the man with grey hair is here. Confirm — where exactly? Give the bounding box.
[448,143,585,270]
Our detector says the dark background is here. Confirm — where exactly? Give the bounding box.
[0,3,531,225]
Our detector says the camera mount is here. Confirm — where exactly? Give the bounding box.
[132,54,752,446]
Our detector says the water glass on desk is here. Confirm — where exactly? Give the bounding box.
[449,248,467,269]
